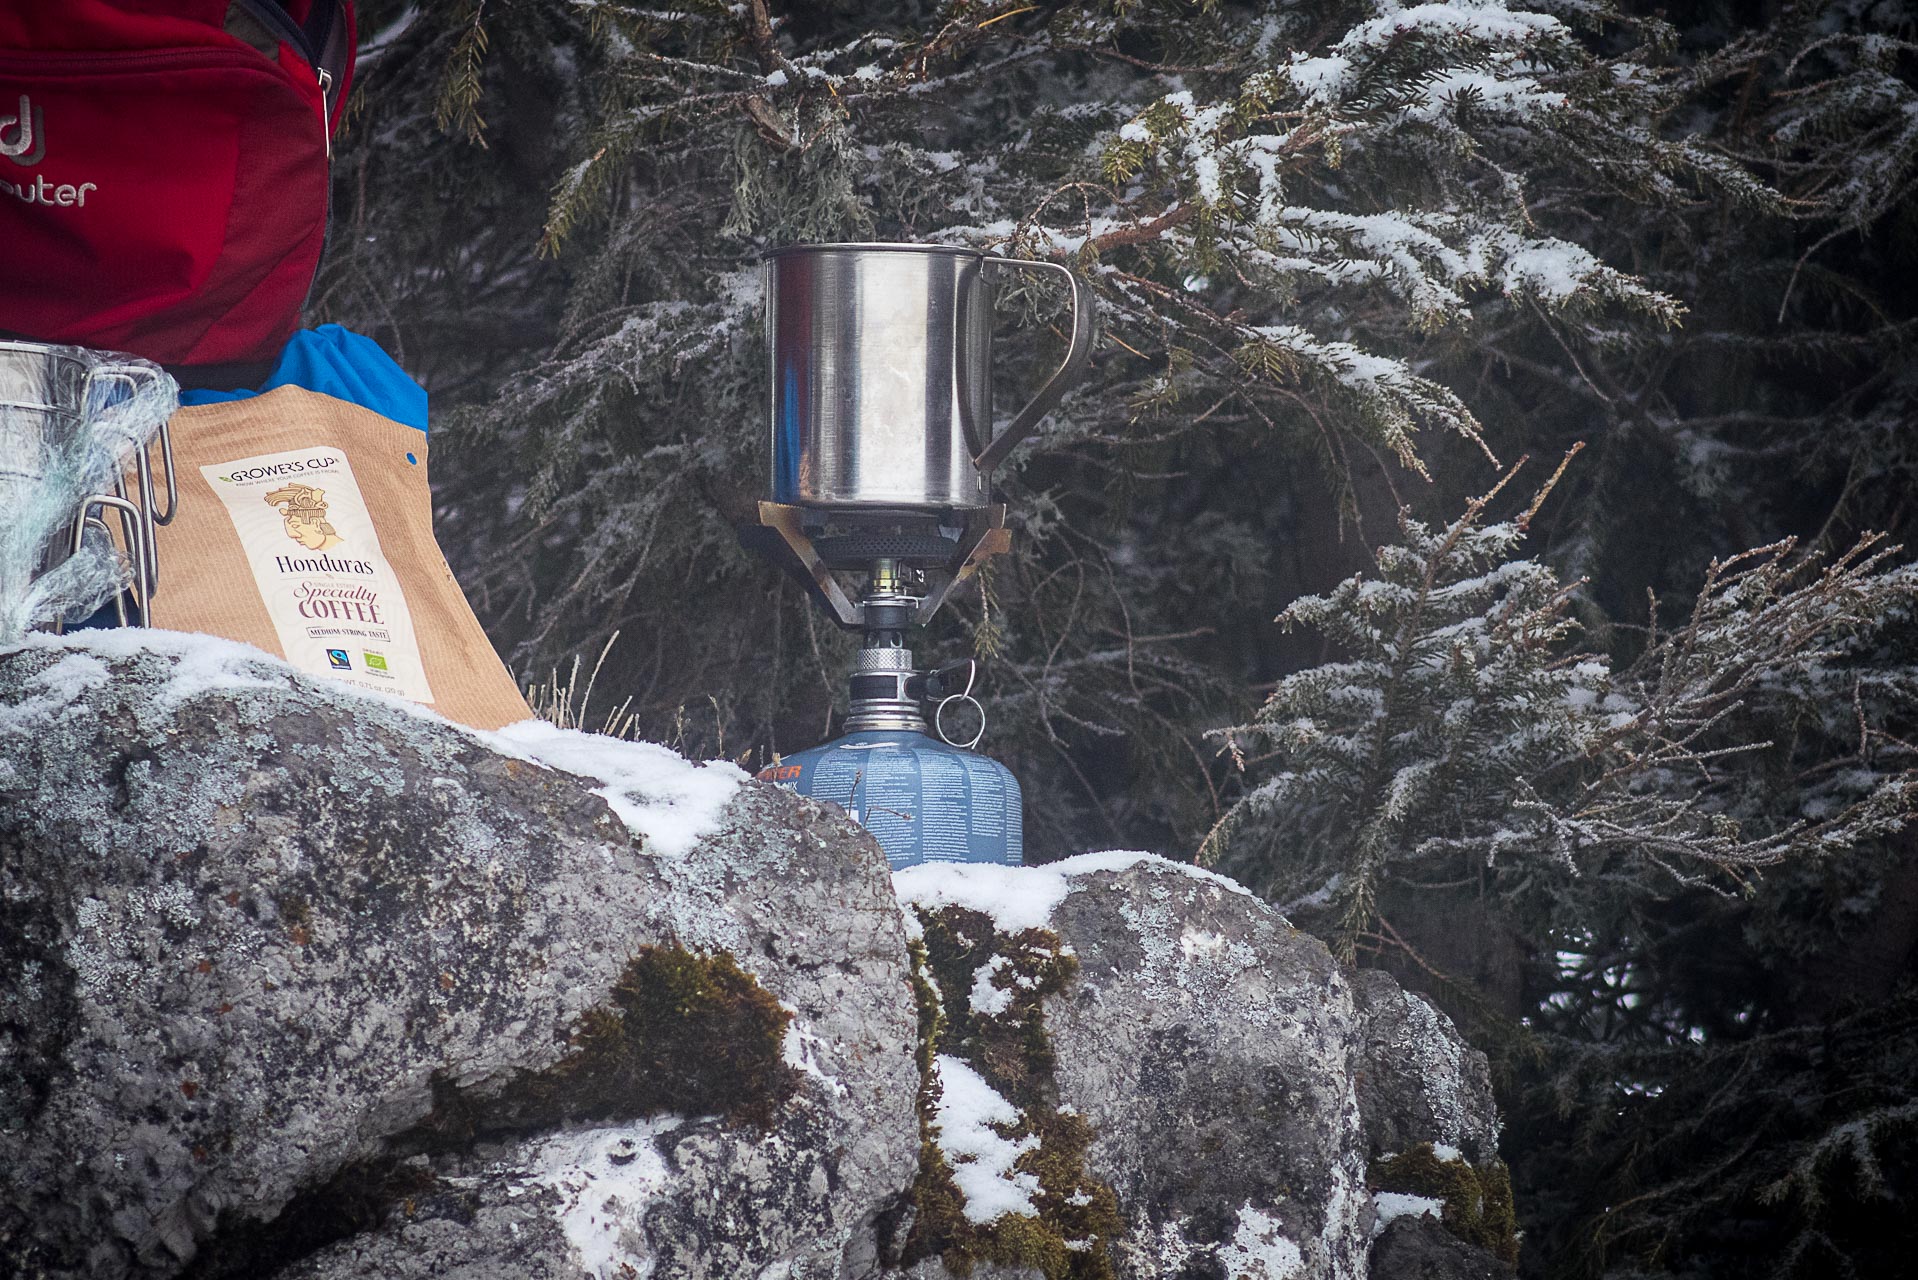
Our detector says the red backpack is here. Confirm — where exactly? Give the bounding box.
[0,1,355,373]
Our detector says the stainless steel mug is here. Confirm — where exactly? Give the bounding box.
[764,242,1096,511]
[0,340,92,491]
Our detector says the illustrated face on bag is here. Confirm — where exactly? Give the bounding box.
[264,483,343,551]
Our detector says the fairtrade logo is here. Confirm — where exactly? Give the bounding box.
[0,94,45,167]
[264,483,345,552]
[326,649,352,671]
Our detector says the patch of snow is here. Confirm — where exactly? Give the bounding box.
[894,850,1254,933]
[1283,53,1352,104]
[896,862,1068,932]
[534,1119,684,1279]
[23,650,110,700]
[1252,15,1284,59]
[1217,1205,1304,1278]
[2,629,479,736]
[1499,239,1599,301]
[932,1055,1040,1224]
[0,649,110,732]
[1341,1,1564,53]
[970,954,1014,1016]
[1184,102,1233,202]
[487,720,744,857]
[779,1004,849,1097]
[1432,1142,1462,1162]
[1061,849,1258,895]
[1246,324,1425,399]
[1371,1191,1444,1238]
[762,68,788,87]
[1410,68,1565,122]
[1180,929,1229,959]
[1279,873,1343,915]
[357,4,419,62]
[12,629,291,709]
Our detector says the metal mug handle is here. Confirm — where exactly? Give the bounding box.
[971,257,1098,474]
[68,492,153,628]
[85,364,178,526]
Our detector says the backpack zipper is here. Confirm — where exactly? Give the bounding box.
[318,67,333,161]
[0,49,285,74]
[0,48,328,151]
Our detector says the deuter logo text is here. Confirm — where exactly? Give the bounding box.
[1,94,101,208]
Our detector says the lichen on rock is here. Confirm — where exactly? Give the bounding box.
[0,634,920,1280]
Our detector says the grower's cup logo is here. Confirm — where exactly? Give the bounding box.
[265,483,346,552]
[0,94,45,166]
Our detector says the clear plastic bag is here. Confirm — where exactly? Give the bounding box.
[0,340,179,643]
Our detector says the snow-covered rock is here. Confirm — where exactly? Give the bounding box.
[0,633,1512,1279]
[896,853,1508,1279]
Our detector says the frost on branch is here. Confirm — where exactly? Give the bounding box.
[1202,472,1918,953]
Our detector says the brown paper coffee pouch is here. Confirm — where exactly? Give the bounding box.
[152,385,530,731]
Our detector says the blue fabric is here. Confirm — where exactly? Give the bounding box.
[178,325,428,433]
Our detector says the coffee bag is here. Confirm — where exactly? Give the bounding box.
[154,385,529,731]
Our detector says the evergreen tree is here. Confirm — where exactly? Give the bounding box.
[1203,471,1918,1272]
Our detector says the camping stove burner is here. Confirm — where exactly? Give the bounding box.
[807,522,959,570]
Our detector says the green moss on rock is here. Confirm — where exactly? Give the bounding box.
[563,945,797,1128]
[902,907,1122,1280]
[917,906,1079,1104]
[910,936,945,1081]
[905,936,973,1265]
[446,944,799,1140]
[1370,1142,1518,1265]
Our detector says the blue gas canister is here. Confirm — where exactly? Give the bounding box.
[758,650,1023,869]
[767,729,1021,870]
